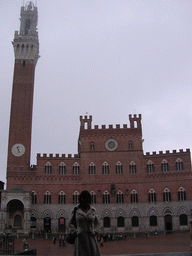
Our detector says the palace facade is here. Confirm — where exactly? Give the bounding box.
[0,2,192,236]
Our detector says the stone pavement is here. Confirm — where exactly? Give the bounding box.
[13,232,191,256]
[103,253,192,256]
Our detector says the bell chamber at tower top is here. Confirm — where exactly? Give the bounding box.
[12,2,39,64]
[25,2,35,11]
[19,2,38,36]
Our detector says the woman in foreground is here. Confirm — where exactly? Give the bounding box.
[69,190,101,256]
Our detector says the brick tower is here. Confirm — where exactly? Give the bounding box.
[7,2,39,188]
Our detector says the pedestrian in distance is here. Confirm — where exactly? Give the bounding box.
[100,237,104,247]
[59,235,61,246]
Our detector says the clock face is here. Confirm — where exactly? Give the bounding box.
[11,143,25,157]
[105,139,118,151]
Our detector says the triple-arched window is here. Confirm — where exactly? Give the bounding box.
[116,190,124,203]
[59,162,66,174]
[129,161,136,174]
[58,191,66,204]
[45,162,52,174]
[178,187,186,201]
[163,188,171,202]
[73,191,79,204]
[147,161,154,173]
[176,158,184,171]
[90,191,96,204]
[73,162,80,175]
[103,190,110,204]
[44,191,51,204]
[131,190,138,203]
[116,161,123,174]
[161,159,169,172]
[89,162,96,174]
[148,189,156,203]
[102,162,109,175]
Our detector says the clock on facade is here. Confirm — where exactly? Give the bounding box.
[105,138,118,151]
[11,143,25,157]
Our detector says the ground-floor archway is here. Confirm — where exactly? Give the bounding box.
[58,217,65,232]
[7,199,24,229]
[164,214,172,231]
[44,217,51,232]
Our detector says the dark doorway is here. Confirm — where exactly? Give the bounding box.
[58,217,65,232]
[103,217,111,228]
[164,214,172,231]
[117,216,124,227]
[44,217,51,232]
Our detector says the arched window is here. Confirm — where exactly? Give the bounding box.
[180,214,188,226]
[116,161,123,174]
[25,19,30,35]
[161,159,169,172]
[147,161,154,173]
[117,216,125,227]
[129,161,136,174]
[131,190,138,203]
[116,190,124,203]
[163,188,171,202]
[89,162,95,175]
[150,215,157,226]
[132,216,139,227]
[31,191,37,204]
[176,158,184,171]
[73,191,79,204]
[148,189,156,203]
[128,141,133,150]
[178,187,186,201]
[73,162,80,175]
[59,162,66,174]
[103,191,110,204]
[103,217,111,228]
[44,191,51,204]
[90,191,96,204]
[58,191,66,204]
[102,162,109,175]
[90,142,95,151]
[31,217,37,228]
[45,162,52,174]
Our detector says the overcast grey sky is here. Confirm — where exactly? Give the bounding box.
[0,0,192,185]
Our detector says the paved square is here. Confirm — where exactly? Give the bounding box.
[13,232,191,256]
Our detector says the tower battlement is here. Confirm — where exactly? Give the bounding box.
[129,114,142,129]
[145,148,190,157]
[37,153,80,159]
[80,114,142,130]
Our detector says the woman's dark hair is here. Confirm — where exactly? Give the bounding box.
[79,190,91,206]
